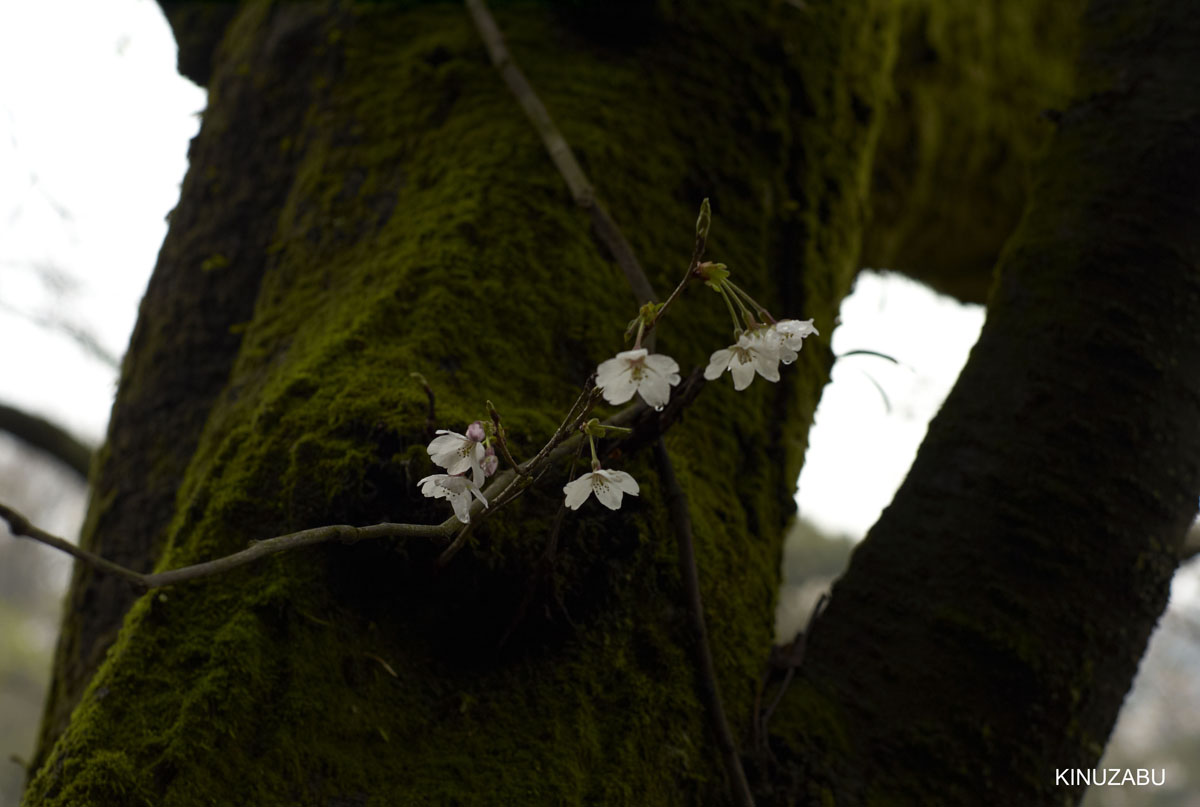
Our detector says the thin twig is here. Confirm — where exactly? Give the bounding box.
[654,439,755,807]
[645,223,710,338]
[756,593,828,751]
[364,652,399,679]
[0,502,147,588]
[436,519,477,567]
[464,0,657,307]
[497,500,572,649]
[499,435,588,648]
[465,6,750,802]
[0,386,677,590]
[0,500,456,591]
[487,400,527,476]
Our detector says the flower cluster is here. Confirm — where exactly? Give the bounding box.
[415,201,818,524]
[704,318,818,390]
[418,422,497,523]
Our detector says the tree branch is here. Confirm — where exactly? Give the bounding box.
[0,402,93,480]
[464,0,657,307]
[0,499,456,591]
[0,388,702,589]
[464,4,752,801]
[655,438,756,807]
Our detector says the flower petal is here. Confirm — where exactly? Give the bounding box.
[604,470,640,496]
[644,353,680,377]
[427,432,464,463]
[599,371,638,405]
[596,355,627,387]
[448,488,472,523]
[592,475,624,510]
[563,475,594,510]
[731,357,757,390]
[754,353,781,382]
[418,473,449,498]
[637,375,672,409]
[704,349,733,380]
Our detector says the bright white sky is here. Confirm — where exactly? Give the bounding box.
[0,0,205,443]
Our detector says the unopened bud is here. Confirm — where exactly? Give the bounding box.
[696,198,711,241]
[466,421,486,442]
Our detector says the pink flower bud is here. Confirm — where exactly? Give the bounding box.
[466,421,486,442]
[482,454,499,477]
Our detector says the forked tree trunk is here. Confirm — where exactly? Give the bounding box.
[26,2,1198,805]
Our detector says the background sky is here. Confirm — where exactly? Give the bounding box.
[1,2,1197,806]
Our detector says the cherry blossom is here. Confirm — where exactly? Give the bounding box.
[427,424,486,486]
[596,348,681,409]
[704,330,782,390]
[771,318,818,364]
[418,473,488,523]
[563,468,640,511]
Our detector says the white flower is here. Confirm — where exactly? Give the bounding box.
[596,348,681,409]
[563,468,640,511]
[427,428,486,486]
[704,330,782,390]
[771,319,818,364]
[418,473,488,523]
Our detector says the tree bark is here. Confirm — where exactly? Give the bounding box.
[769,0,1200,803]
[27,1,1191,805]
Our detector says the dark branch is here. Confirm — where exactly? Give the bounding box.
[0,402,94,480]
[655,438,756,807]
[464,0,657,307]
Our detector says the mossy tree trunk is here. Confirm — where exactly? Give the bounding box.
[23,1,1198,805]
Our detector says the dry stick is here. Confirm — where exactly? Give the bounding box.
[464,0,657,307]
[655,439,756,807]
[497,435,585,649]
[0,388,655,590]
[487,400,526,477]
[463,3,753,801]
[0,500,456,591]
[755,593,829,753]
[0,502,147,587]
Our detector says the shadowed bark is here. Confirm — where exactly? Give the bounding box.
[25,1,1197,805]
[771,0,1200,803]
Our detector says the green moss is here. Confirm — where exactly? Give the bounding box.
[27,1,899,805]
[864,0,1085,303]
[199,253,229,272]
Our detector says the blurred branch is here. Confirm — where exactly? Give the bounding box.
[0,403,93,480]
[0,298,120,369]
